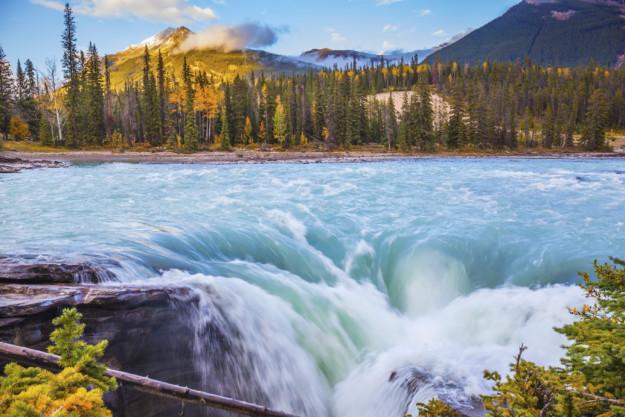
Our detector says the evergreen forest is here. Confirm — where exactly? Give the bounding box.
[0,3,623,153]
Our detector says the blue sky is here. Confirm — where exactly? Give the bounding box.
[0,0,520,71]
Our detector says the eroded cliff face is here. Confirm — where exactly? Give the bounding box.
[0,262,209,417]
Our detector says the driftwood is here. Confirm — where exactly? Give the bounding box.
[0,342,299,417]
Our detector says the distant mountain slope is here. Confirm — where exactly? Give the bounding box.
[427,0,625,67]
[295,48,433,69]
[106,27,317,90]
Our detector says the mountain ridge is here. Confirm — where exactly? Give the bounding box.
[427,0,625,67]
[293,48,434,69]
[106,27,317,90]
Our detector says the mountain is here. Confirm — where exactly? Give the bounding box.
[294,48,433,69]
[106,27,317,90]
[427,0,625,67]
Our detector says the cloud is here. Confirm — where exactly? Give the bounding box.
[382,40,396,50]
[449,28,474,43]
[30,0,64,11]
[175,23,283,53]
[376,0,405,5]
[382,24,398,32]
[326,28,345,42]
[419,9,431,16]
[433,29,448,37]
[30,0,218,25]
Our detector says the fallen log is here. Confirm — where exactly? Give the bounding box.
[0,341,299,417]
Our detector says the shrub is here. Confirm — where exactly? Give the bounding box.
[0,308,117,416]
[9,116,29,140]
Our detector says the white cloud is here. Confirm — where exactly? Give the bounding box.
[176,23,281,52]
[382,24,398,32]
[376,0,405,5]
[331,32,346,42]
[326,28,345,42]
[31,0,218,25]
[382,40,396,50]
[433,29,448,37]
[419,9,432,16]
[30,0,64,11]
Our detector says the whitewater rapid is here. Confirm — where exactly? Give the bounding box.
[1,158,624,416]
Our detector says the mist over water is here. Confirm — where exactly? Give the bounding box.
[2,158,624,416]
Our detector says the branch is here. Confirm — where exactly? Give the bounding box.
[565,389,625,407]
[0,342,298,417]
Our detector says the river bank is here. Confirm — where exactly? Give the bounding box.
[2,148,625,168]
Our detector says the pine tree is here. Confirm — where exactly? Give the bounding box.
[543,105,555,149]
[0,45,12,141]
[220,104,231,150]
[104,55,113,142]
[446,84,465,149]
[183,94,198,153]
[580,89,609,151]
[386,93,397,150]
[156,50,167,142]
[61,2,80,147]
[397,119,409,152]
[39,111,53,146]
[417,83,435,151]
[24,59,39,139]
[0,308,117,417]
[85,43,104,145]
[141,46,160,146]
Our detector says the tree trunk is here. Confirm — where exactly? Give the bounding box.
[0,342,299,417]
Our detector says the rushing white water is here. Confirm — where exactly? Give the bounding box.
[2,158,625,416]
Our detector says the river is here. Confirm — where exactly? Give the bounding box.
[1,158,624,416]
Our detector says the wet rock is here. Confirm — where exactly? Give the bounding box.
[0,282,206,417]
[0,155,64,174]
[0,261,116,284]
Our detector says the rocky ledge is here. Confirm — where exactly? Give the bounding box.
[0,260,116,284]
[0,155,64,173]
[0,262,208,417]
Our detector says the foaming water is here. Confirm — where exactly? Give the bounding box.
[2,158,624,416]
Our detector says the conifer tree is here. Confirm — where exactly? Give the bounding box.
[24,59,39,139]
[85,43,104,145]
[0,46,13,141]
[446,85,465,149]
[417,83,435,151]
[183,94,198,153]
[386,93,397,150]
[220,104,231,150]
[141,46,160,145]
[543,105,555,149]
[61,2,80,147]
[0,308,117,416]
[104,55,113,142]
[156,50,167,141]
[397,119,409,152]
[580,89,609,151]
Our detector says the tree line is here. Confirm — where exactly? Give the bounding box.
[0,3,622,153]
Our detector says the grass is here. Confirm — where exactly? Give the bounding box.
[1,140,69,153]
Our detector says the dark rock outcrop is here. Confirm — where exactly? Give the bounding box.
[0,272,209,417]
[0,260,116,284]
[0,155,64,173]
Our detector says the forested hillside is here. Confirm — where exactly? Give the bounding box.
[106,27,314,91]
[428,0,625,68]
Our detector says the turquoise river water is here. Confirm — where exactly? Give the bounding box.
[1,158,625,416]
